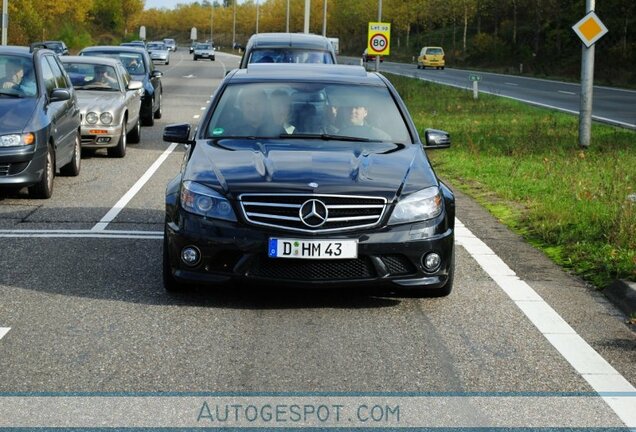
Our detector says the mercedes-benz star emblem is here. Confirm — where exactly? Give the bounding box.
[299,199,328,228]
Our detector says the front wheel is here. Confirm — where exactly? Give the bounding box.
[210,56,215,61]
[163,231,184,293]
[127,116,141,143]
[193,56,198,61]
[107,122,127,158]
[29,144,54,199]
[60,132,81,176]
[154,92,162,119]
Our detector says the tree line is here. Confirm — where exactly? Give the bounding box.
[6,0,634,86]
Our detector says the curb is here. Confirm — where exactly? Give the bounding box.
[604,279,636,317]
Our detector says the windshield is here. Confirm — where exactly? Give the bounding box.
[0,55,37,97]
[148,43,166,50]
[61,62,120,91]
[196,44,212,50]
[81,51,146,75]
[248,49,334,64]
[206,82,412,143]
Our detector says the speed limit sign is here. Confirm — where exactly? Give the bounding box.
[368,22,391,56]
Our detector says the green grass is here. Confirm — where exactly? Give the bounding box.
[385,73,636,288]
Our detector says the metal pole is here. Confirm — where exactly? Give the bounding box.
[578,0,595,148]
[232,0,236,49]
[304,0,310,34]
[286,0,290,33]
[256,0,259,34]
[210,4,213,42]
[2,0,8,46]
[322,0,327,37]
[375,0,382,72]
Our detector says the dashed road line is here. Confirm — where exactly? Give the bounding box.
[91,143,178,231]
[0,327,10,340]
[455,219,636,428]
[193,114,200,119]
[558,90,576,95]
[505,82,519,86]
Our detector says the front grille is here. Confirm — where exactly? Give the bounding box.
[239,194,387,233]
[0,162,29,176]
[249,255,376,281]
[380,254,417,276]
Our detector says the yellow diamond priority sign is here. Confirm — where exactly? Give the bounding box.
[572,11,608,48]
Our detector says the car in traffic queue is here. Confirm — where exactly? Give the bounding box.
[362,48,384,64]
[163,38,177,52]
[192,42,215,61]
[417,46,445,69]
[121,41,146,49]
[61,56,143,158]
[147,41,170,65]
[30,40,69,56]
[162,64,455,295]
[239,33,336,67]
[0,46,81,199]
[79,46,163,126]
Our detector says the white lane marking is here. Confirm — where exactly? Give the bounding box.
[91,143,178,231]
[193,114,200,119]
[558,90,576,95]
[156,55,183,74]
[0,327,10,340]
[505,82,519,86]
[455,219,636,427]
[387,71,636,129]
[200,106,206,110]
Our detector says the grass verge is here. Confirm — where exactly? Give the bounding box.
[385,73,636,288]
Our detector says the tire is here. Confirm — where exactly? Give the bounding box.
[417,65,421,69]
[107,122,127,158]
[210,56,215,61]
[163,230,184,293]
[142,98,155,126]
[193,56,198,61]
[441,66,445,70]
[154,92,162,119]
[127,116,141,143]
[29,143,54,199]
[60,132,81,177]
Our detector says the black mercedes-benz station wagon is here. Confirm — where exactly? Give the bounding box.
[162,64,455,295]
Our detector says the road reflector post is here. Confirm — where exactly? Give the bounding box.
[469,74,481,100]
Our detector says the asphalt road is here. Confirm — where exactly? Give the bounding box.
[341,57,636,130]
[0,50,634,428]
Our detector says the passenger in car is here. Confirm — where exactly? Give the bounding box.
[2,61,25,90]
[337,104,392,141]
[269,89,295,134]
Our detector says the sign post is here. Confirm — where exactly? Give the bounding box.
[367,21,390,72]
[190,27,197,42]
[572,2,608,148]
[139,26,146,41]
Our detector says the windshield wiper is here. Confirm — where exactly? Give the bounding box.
[277,133,381,142]
[0,91,24,98]
[76,85,118,91]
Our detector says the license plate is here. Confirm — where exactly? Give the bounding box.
[268,238,357,259]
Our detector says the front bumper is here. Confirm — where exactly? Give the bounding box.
[0,145,46,188]
[150,54,169,62]
[165,209,454,290]
[80,124,124,148]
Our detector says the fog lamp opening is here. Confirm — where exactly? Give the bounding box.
[181,246,201,266]
[423,252,441,272]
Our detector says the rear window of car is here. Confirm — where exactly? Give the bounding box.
[248,49,334,65]
[426,48,444,55]
[81,51,146,75]
[206,82,411,143]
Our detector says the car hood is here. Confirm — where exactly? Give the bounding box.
[76,91,124,114]
[183,139,438,202]
[0,98,37,133]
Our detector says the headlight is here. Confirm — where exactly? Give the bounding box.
[86,112,98,124]
[388,186,443,225]
[100,112,113,125]
[0,133,35,147]
[180,181,237,222]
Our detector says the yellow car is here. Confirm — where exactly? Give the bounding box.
[417,46,445,70]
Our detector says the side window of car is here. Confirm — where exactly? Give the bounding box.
[40,57,57,96]
[45,56,68,89]
[119,65,130,88]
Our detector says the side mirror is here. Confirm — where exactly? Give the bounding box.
[423,128,451,149]
[128,80,143,91]
[163,123,194,144]
[49,88,71,103]
[152,70,163,78]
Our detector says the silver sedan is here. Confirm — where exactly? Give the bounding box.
[147,41,170,65]
[61,56,143,158]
